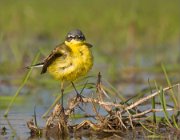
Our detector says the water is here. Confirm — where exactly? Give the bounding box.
[0,112,44,140]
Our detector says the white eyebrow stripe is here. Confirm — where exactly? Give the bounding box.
[68,35,75,37]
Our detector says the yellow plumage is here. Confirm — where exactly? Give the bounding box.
[47,40,93,81]
[29,29,93,107]
[29,29,93,83]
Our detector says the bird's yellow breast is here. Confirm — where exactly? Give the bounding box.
[47,41,93,81]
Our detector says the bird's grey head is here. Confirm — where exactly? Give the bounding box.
[65,29,86,42]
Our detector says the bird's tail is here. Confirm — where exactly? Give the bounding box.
[26,62,44,69]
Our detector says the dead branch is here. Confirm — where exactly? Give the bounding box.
[125,84,179,110]
[27,70,179,139]
[66,96,125,115]
[132,108,173,118]
[46,104,69,136]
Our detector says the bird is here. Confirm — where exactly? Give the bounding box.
[28,29,93,108]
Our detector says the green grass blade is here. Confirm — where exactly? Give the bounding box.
[140,122,156,134]
[172,115,179,129]
[149,79,156,123]
[5,118,17,138]
[161,64,178,107]
[102,78,126,101]
[158,86,173,127]
[42,92,62,118]
[4,52,40,117]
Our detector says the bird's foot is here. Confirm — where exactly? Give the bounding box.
[75,93,84,102]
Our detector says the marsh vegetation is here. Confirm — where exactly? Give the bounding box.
[0,0,180,139]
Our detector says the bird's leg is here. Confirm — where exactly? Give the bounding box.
[71,81,84,102]
[60,81,64,112]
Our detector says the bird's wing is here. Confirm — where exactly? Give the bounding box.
[84,43,93,48]
[26,62,44,69]
[41,43,71,74]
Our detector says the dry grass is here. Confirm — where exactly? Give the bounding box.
[27,73,180,139]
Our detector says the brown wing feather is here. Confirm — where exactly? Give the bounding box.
[84,42,93,48]
[41,43,71,74]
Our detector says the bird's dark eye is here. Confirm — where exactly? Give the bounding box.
[66,32,85,42]
[78,35,85,40]
[66,29,86,42]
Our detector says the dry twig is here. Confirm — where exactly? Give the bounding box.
[125,84,179,110]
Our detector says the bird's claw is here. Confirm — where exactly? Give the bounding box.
[75,93,84,102]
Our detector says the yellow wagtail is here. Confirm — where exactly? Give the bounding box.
[28,29,93,107]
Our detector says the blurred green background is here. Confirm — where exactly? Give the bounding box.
[0,0,179,97]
